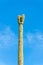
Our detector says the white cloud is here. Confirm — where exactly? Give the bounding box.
[26,33,33,43]
[0,26,18,48]
[0,62,6,65]
[26,30,43,48]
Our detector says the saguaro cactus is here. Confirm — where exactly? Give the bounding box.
[17,14,25,65]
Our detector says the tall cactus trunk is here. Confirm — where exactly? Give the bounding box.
[18,24,23,65]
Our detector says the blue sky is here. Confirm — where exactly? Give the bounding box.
[0,0,43,65]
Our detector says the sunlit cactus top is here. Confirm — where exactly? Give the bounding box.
[18,14,25,24]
